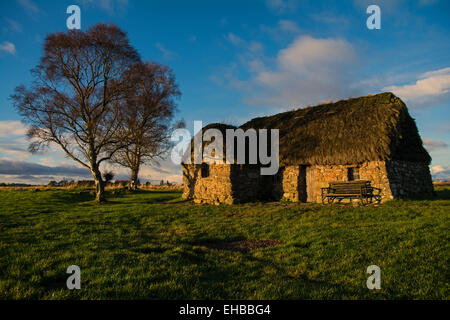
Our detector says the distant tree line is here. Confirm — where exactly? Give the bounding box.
[45,178,177,188]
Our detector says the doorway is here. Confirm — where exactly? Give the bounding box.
[306,166,315,202]
[298,165,307,202]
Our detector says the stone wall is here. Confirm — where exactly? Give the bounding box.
[304,161,392,203]
[282,160,433,203]
[385,160,434,198]
[182,164,281,204]
[182,160,434,205]
[182,164,234,205]
[282,166,306,202]
[230,165,272,203]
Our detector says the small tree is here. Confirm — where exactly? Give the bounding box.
[48,181,57,187]
[11,24,140,202]
[111,61,180,190]
[103,171,115,184]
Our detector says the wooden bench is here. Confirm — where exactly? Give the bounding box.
[321,180,381,205]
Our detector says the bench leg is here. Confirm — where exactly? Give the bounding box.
[359,196,364,206]
[361,196,370,206]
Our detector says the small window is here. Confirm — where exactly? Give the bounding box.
[348,167,360,181]
[201,163,209,178]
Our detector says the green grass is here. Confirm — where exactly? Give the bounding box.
[0,187,449,299]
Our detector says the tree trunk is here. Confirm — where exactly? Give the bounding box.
[129,166,139,190]
[92,166,106,203]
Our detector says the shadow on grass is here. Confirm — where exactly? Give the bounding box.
[189,235,247,246]
[164,244,361,299]
[48,190,95,205]
[398,187,450,202]
[47,188,182,206]
[434,188,450,200]
[132,246,168,254]
[40,274,90,292]
[192,238,283,254]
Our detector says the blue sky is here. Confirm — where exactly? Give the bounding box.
[0,0,449,184]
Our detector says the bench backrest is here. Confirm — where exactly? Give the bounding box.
[328,180,371,194]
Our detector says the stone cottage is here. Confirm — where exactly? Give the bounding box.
[182,92,434,204]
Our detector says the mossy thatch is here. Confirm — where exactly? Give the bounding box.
[184,123,237,163]
[185,93,430,166]
[239,92,431,165]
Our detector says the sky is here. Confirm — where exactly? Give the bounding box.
[0,0,449,184]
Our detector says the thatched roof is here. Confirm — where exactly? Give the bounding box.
[183,123,237,163]
[185,93,430,165]
[239,92,431,165]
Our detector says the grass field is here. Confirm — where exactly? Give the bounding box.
[0,186,448,299]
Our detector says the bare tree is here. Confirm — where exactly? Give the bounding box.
[11,24,140,202]
[111,61,181,190]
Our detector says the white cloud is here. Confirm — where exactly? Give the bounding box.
[79,0,129,14]
[421,68,450,77]
[17,0,39,14]
[278,20,301,33]
[0,145,30,159]
[383,67,450,107]
[0,121,27,137]
[0,121,31,159]
[431,165,445,174]
[277,36,356,73]
[156,43,177,60]
[423,139,448,151]
[38,157,57,166]
[0,152,183,185]
[430,165,450,180]
[3,18,22,33]
[266,0,297,13]
[226,33,246,46]
[220,33,266,79]
[164,174,182,184]
[238,36,359,108]
[138,167,182,184]
[353,0,405,13]
[260,20,301,40]
[0,159,94,184]
[310,12,351,26]
[0,41,16,55]
[225,33,263,54]
[0,159,90,176]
